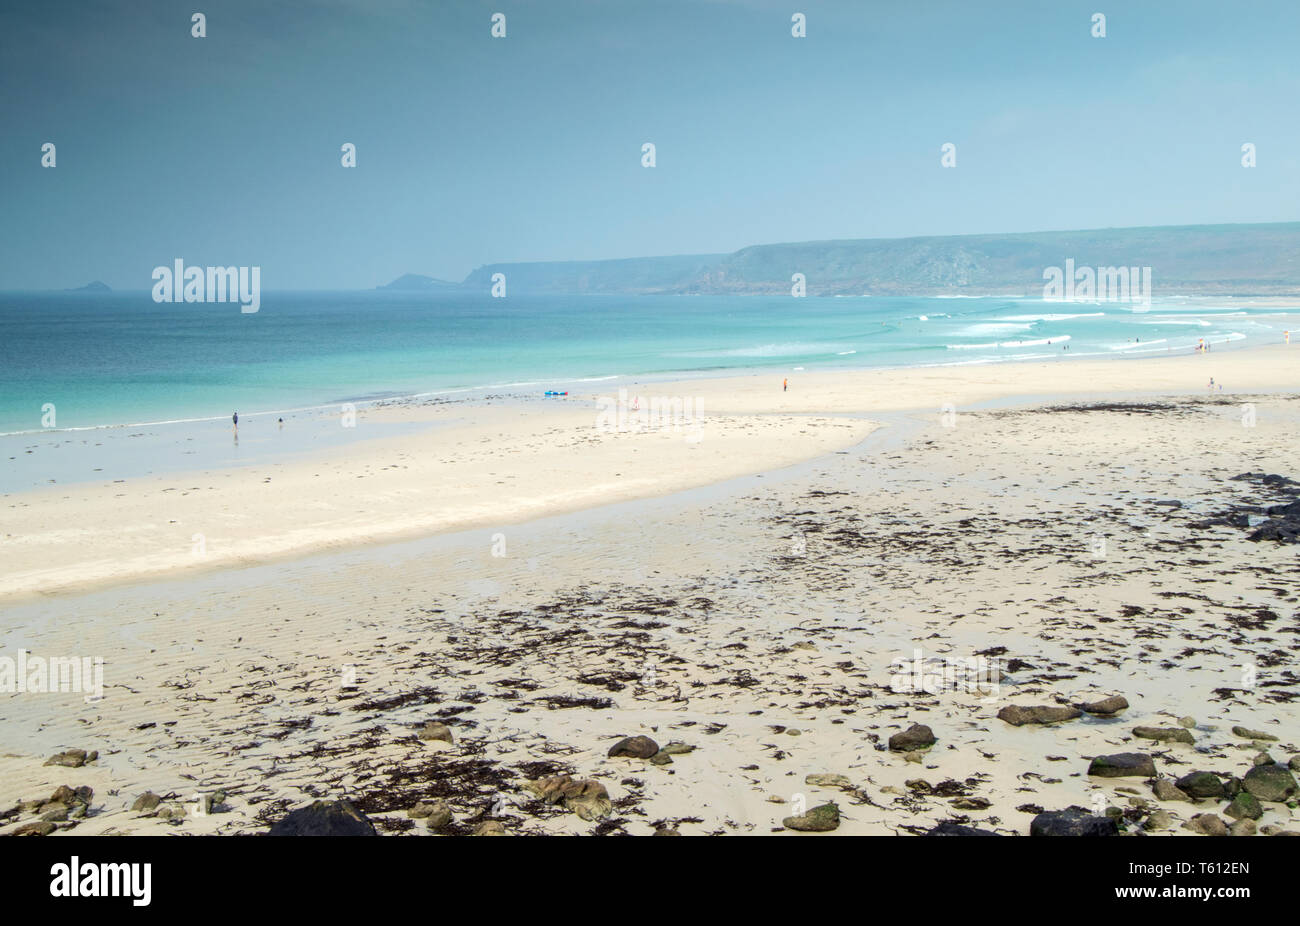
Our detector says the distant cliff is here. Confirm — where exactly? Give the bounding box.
[377,273,462,291]
[455,223,1300,296]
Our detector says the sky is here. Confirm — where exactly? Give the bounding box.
[1,0,1297,290]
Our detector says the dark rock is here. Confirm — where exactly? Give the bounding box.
[1133,726,1195,745]
[1231,725,1278,742]
[1224,791,1263,821]
[417,721,454,744]
[888,723,936,751]
[1077,695,1129,715]
[927,822,999,836]
[1030,808,1119,836]
[1088,753,1156,778]
[1184,814,1228,836]
[1241,764,1299,802]
[997,704,1081,726]
[43,749,88,768]
[267,800,377,836]
[13,821,56,836]
[782,802,840,832]
[608,735,659,759]
[1151,779,1191,802]
[1176,771,1226,800]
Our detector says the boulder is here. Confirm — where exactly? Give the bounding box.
[1076,695,1129,715]
[1175,771,1225,800]
[523,775,612,821]
[1151,779,1191,802]
[782,802,840,832]
[1030,808,1119,836]
[1231,725,1278,742]
[888,724,936,751]
[1132,726,1195,745]
[43,749,91,768]
[997,705,1081,726]
[131,792,161,813]
[1224,791,1263,821]
[608,735,659,759]
[417,722,454,744]
[267,799,377,836]
[1241,764,1299,802]
[1183,813,1228,836]
[926,822,999,836]
[1088,753,1156,778]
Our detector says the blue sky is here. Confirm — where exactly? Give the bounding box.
[1,0,1296,289]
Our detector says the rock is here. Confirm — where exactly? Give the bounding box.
[888,724,936,751]
[1177,716,1197,728]
[1132,726,1195,745]
[407,801,436,819]
[1224,791,1263,820]
[652,826,681,835]
[198,792,224,815]
[1241,764,1299,802]
[41,806,69,822]
[1232,725,1278,742]
[132,792,161,813]
[1030,808,1119,836]
[13,821,56,836]
[425,802,453,829]
[658,742,695,755]
[473,821,506,836]
[805,773,854,790]
[1183,813,1228,836]
[1253,752,1273,767]
[1291,755,1300,773]
[950,797,991,810]
[1230,819,1257,837]
[648,752,673,766]
[1151,779,1191,802]
[997,704,1081,726]
[524,775,611,821]
[43,749,88,768]
[608,735,659,759]
[1088,753,1156,778]
[1077,695,1128,715]
[782,802,840,832]
[157,802,187,821]
[267,799,377,836]
[926,822,999,836]
[1175,771,1225,800]
[417,722,454,744]
[1142,809,1173,831]
[1261,825,1300,836]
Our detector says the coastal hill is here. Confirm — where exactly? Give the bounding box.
[377,273,462,291]
[67,280,112,292]
[454,222,1300,296]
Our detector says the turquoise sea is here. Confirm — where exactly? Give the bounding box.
[0,290,1285,435]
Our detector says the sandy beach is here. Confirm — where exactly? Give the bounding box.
[2,343,1298,836]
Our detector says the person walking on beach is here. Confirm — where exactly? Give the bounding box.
[783,378,788,393]
[232,411,238,431]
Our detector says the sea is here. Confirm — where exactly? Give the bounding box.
[1,290,1282,438]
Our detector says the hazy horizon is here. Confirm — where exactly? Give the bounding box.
[3,0,1298,290]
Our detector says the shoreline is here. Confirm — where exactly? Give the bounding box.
[1,372,1296,836]
[2,340,1296,604]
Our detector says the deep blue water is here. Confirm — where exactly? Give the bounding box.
[0,290,1282,434]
